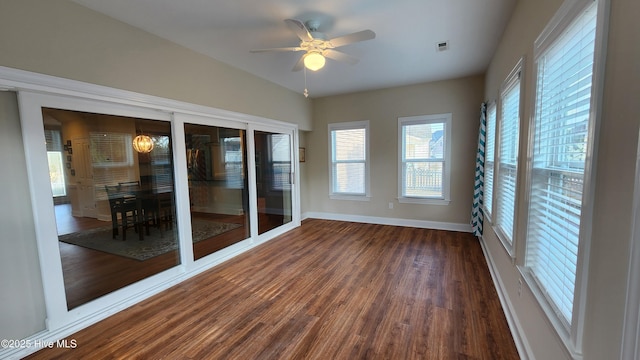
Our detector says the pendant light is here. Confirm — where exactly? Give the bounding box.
[132,134,154,153]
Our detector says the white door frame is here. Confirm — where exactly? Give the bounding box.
[249,122,301,244]
[2,66,301,357]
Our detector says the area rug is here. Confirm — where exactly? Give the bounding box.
[59,219,241,261]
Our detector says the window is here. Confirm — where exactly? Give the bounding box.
[148,134,173,189]
[484,104,497,217]
[47,152,66,197]
[328,121,370,200]
[90,132,133,167]
[44,129,66,197]
[222,136,244,189]
[398,114,451,204]
[524,0,599,344]
[494,62,523,252]
[90,132,135,200]
[269,133,291,191]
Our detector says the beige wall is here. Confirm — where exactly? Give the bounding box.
[0,0,312,131]
[482,0,640,358]
[305,75,484,225]
[0,92,47,340]
[299,131,310,215]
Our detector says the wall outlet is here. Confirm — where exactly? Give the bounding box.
[518,278,523,297]
[388,202,393,209]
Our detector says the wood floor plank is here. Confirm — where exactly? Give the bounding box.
[26,219,519,360]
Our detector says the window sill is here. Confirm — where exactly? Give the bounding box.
[330,194,371,201]
[517,266,582,359]
[492,225,516,259]
[398,197,450,205]
[482,207,493,222]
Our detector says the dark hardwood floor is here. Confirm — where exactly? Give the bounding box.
[55,204,249,309]
[30,219,519,359]
[54,204,106,236]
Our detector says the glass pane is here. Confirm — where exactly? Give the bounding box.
[403,122,445,160]
[255,130,292,235]
[403,161,443,197]
[333,128,365,161]
[333,162,365,194]
[43,108,179,310]
[184,124,250,260]
[485,106,497,214]
[500,83,520,165]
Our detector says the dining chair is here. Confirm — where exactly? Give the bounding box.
[105,184,138,240]
[155,192,175,237]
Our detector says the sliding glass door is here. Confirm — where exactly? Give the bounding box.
[17,87,300,332]
[184,123,250,260]
[253,130,293,235]
[41,107,179,310]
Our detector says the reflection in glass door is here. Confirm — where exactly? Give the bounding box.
[185,124,250,260]
[254,130,293,234]
[43,108,179,310]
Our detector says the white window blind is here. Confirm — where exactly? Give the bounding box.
[495,74,521,244]
[44,129,63,151]
[329,121,369,197]
[90,132,135,200]
[484,104,497,216]
[223,136,244,189]
[148,134,174,190]
[269,133,291,191]
[90,132,133,168]
[525,1,597,328]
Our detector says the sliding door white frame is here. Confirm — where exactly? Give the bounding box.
[249,123,301,244]
[1,65,300,357]
[18,90,177,331]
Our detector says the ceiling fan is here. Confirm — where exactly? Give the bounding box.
[251,19,376,72]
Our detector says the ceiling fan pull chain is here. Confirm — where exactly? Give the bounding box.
[303,67,309,98]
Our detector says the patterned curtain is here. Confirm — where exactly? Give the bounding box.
[471,103,487,236]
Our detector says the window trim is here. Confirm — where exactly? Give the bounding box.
[492,58,524,257]
[519,0,608,355]
[328,120,371,201]
[397,113,452,205]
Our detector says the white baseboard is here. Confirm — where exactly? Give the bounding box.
[302,211,473,233]
[478,235,533,360]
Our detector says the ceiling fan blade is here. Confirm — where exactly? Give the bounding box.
[292,55,305,72]
[328,30,376,48]
[250,47,303,53]
[284,19,313,42]
[324,50,359,65]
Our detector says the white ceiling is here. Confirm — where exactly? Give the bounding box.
[72,0,516,98]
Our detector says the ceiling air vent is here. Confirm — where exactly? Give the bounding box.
[436,41,449,52]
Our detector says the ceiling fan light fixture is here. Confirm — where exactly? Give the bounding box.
[304,52,325,71]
